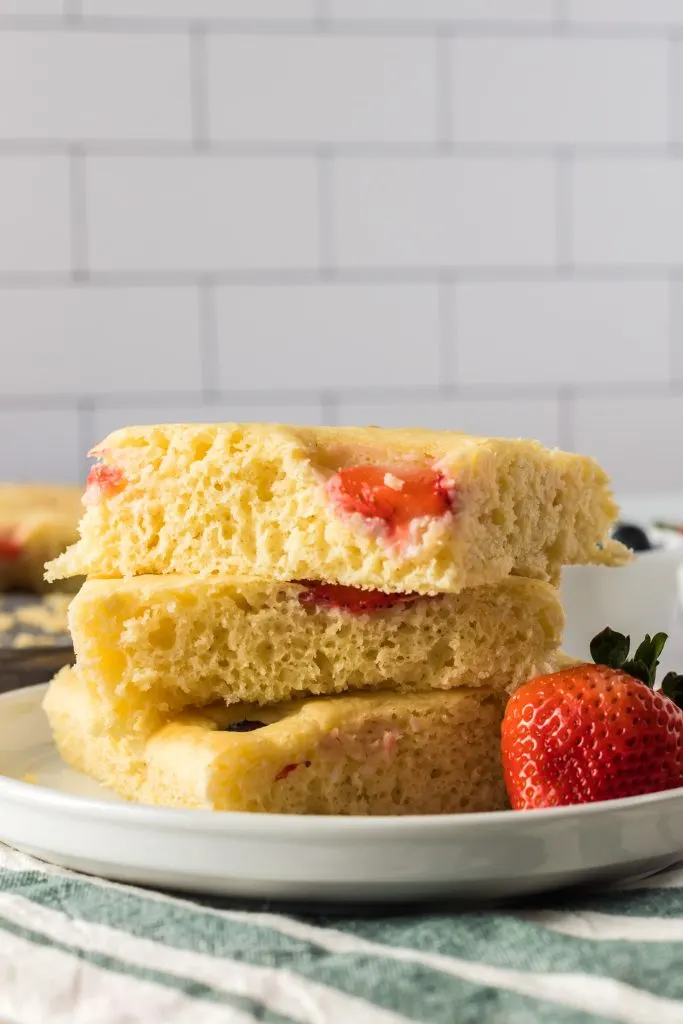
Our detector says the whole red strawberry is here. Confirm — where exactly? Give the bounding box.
[501,628,683,809]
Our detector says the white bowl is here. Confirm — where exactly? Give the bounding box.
[560,529,683,676]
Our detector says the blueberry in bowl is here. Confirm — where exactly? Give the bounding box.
[612,522,653,553]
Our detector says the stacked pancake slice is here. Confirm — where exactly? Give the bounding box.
[43,423,626,815]
[0,484,82,593]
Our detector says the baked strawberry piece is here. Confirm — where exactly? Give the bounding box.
[326,465,454,542]
[297,580,423,614]
[502,628,683,809]
[84,463,126,504]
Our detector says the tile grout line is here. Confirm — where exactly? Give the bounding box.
[320,391,337,426]
[437,276,455,392]
[0,267,681,287]
[189,23,210,150]
[557,388,575,451]
[1,140,683,158]
[555,149,573,276]
[62,0,82,22]
[314,0,329,30]
[0,16,677,39]
[435,34,453,153]
[68,144,89,282]
[553,0,569,32]
[669,273,681,382]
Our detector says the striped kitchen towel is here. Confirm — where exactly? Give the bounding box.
[1,844,683,1024]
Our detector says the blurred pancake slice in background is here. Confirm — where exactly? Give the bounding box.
[0,483,82,594]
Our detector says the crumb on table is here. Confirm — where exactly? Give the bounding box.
[0,593,71,647]
[11,632,60,648]
[14,597,70,633]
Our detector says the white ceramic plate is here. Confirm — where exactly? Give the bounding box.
[2,683,683,904]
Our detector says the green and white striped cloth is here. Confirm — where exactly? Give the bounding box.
[1,844,683,1024]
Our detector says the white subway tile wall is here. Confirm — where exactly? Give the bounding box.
[86,156,319,272]
[450,39,668,145]
[0,1,680,497]
[214,284,441,390]
[454,281,670,386]
[0,288,203,396]
[572,159,683,267]
[0,409,81,484]
[0,33,191,141]
[333,158,557,269]
[207,36,438,144]
[573,394,683,494]
[0,157,70,272]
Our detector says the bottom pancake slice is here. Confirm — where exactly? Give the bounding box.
[44,667,509,815]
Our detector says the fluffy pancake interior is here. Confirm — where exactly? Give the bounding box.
[68,573,564,724]
[46,422,626,592]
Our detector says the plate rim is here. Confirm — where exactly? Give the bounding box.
[3,681,683,838]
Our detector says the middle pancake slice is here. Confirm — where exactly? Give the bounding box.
[69,574,564,731]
